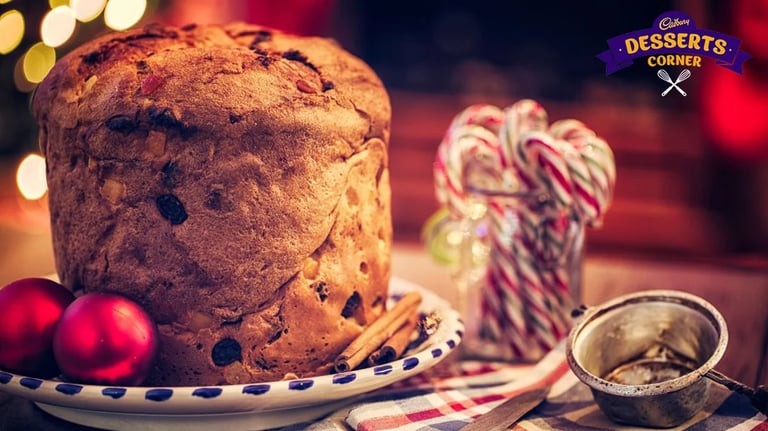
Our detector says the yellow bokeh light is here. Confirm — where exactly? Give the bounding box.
[0,0,14,4]
[41,6,77,48]
[17,154,48,201]
[71,0,107,22]
[0,10,24,55]
[49,0,69,8]
[104,0,146,31]
[23,42,57,84]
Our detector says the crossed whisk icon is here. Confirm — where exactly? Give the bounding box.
[657,69,691,97]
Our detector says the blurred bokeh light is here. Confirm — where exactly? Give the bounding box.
[104,0,147,31]
[71,0,108,22]
[41,5,77,48]
[22,42,56,84]
[0,10,24,54]
[16,153,47,200]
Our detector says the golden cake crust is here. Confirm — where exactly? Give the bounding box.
[33,23,392,385]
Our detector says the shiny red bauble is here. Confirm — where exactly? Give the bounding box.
[53,292,159,386]
[0,278,75,378]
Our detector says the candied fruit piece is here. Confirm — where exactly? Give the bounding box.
[296,79,317,94]
[188,311,214,331]
[146,130,166,156]
[302,257,319,279]
[100,178,125,204]
[341,292,361,318]
[141,74,165,95]
[211,338,241,366]
[148,106,197,139]
[83,75,98,93]
[282,49,318,72]
[105,115,137,134]
[148,106,182,128]
[155,194,188,225]
[248,30,272,49]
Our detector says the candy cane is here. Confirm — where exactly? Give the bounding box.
[434,123,503,217]
[484,201,535,358]
[513,131,574,209]
[541,120,615,328]
[450,104,505,136]
[499,99,549,168]
[495,102,567,355]
[433,104,532,357]
[476,100,556,358]
[528,207,577,337]
[549,119,616,226]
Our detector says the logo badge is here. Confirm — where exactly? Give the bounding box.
[597,11,751,96]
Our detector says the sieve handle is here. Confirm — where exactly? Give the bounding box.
[705,369,768,415]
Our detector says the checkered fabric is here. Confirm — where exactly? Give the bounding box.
[280,345,768,431]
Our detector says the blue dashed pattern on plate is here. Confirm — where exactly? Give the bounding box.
[192,387,222,399]
[374,365,393,376]
[403,358,419,370]
[55,383,82,395]
[145,388,173,402]
[431,348,443,358]
[20,378,42,390]
[242,384,270,396]
[288,380,313,391]
[447,340,456,349]
[0,372,11,384]
[332,373,356,384]
[102,387,127,399]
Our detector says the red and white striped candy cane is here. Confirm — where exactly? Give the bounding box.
[477,100,552,358]
[434,105,505,217]
[510,131,577,350]
[484,200,535,358]
[433,105,529,356]
[500,99,567,357]
[515,136,573,342]
[549,119,616,226]
[543,120,616,327]
[499,99,549,168]
[513,130,574,209]
[450,104,505,136]
[434,124,503,217]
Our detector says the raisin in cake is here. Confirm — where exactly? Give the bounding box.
[32,23,392,385]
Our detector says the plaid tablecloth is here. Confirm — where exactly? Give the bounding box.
[281,345,767,431]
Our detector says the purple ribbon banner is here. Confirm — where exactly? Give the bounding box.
[597,12,751,75]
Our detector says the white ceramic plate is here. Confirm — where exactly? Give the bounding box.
[0,277,463,430]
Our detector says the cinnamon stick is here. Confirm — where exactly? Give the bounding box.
[334,291,422,372]
[368,313,419,366]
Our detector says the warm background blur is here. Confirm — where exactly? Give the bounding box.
[0,0,767,384]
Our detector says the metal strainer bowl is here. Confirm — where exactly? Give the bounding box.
[566,290,728,428]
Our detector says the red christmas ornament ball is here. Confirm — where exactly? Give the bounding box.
[0,278,75,378]
[53,292,159,386]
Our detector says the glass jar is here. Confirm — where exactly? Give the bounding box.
[450,183,585,362]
